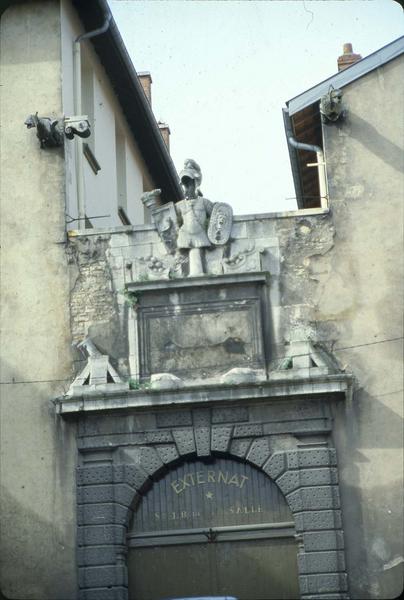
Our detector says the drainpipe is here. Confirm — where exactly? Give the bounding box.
[287,136,328,208]
[73,12,112,229]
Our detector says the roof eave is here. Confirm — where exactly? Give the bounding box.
[287,35,404,116]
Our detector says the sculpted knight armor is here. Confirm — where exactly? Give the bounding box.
[142,159,233,277]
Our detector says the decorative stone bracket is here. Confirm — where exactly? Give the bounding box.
[271,339,344,380]
[67,338,128,397]
[320,86,345,123]
[24,113,91,148]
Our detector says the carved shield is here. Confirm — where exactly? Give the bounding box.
[207,202,233,246]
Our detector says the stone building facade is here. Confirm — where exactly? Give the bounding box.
[0,0,403,597]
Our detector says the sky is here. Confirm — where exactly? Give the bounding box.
[108,0,403,215]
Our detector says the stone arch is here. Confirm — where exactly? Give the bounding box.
[76,420,349,600]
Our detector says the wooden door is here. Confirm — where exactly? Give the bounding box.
[128,457,299,600]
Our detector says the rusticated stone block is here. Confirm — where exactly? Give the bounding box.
[287,486,340,512]
[116,465,150,491]
[299,467,338,487]
[77,465,114,486]
[145,430,173,444]
[77,545,118,566]
[246,438,271,467]
[287,448,337,469]
[79,588,128,600]
[262,452,287,480]
[211,426,232,453]
[79,565,127,589]
[139,446,165,476]
[276,470,300,494]
[156,410,192,428]
[212,407,248,423]
[230,438,252,459]
[193,408,211,427]
[77,484,135,507]
[303,530,345,552]
[77,503,130,526]
[233,423,263,437]
[295,510,342,532]
[156,444,180,465]
[78,414,130,437]
[78,433,146,451]
[194,427,211,457]
[298,550,346,574]
[77,525,126,547]
[173,428,196,456]
[277,468,338,494]
[299,573,348,594]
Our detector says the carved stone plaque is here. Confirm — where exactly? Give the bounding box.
[130,274,268,381]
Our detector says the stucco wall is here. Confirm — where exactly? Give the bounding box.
[60,0,151,229]
[321,55,404,599]
[0,3,77,598]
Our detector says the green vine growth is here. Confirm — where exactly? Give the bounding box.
[128,378,151,391]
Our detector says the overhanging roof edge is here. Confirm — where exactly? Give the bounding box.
[287,36,404,116]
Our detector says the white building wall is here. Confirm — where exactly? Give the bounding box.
[60,0,152,228]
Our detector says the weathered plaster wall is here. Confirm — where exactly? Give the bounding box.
[320,56,404,599]
[0,3,77,598]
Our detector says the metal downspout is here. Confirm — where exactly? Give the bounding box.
[287,136,328,208]
[73,12,112,229]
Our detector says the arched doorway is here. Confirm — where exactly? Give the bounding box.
[127,456,299,599]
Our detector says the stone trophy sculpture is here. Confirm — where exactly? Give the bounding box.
[142,159,233,277]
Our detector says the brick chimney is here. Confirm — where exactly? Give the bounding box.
[158,121,170,152]
[138,71,152,104]
[337,43,362,71]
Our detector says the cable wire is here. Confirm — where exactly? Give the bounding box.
[0,335,402,386]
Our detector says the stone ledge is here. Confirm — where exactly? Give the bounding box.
[126,271,268,293]
[55,374,351,415]
[67,206,330,240]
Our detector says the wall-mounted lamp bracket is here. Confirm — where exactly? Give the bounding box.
[25,113,91,148]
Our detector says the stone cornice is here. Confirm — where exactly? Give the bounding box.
[54,372,352,416]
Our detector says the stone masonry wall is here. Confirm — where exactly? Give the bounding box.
[76,401,349,600]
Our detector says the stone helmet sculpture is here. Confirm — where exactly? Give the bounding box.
[179,159,202,198]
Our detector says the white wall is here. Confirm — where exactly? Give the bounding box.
[60,0,152,228]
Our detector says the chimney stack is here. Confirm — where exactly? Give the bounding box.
[337,43,362,71]
[158,121,171,152]
[138,71,152,104]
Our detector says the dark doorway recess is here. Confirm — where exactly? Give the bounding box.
[127,457,299,600]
